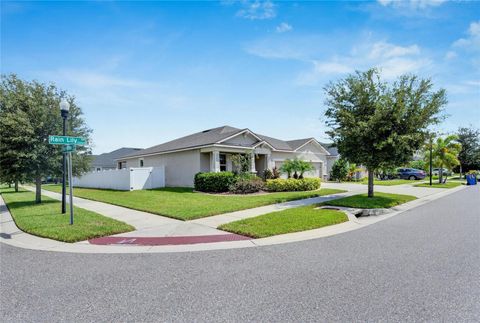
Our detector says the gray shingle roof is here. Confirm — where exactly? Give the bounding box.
[121,126,244,158]
[120,125,334,158]
[92,148,142,168]
[319,142,339,156]
[285,138,314,150]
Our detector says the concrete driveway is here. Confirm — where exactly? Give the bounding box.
[1,185,478,322]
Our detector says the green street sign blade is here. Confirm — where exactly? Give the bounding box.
[49,135,86,146]
[63,144,76,153]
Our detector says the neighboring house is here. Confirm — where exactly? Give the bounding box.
[320,143,340,177]
[118,126,338,187]
[90,147,142,172]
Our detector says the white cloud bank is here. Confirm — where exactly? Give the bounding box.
[453,20,480,51]
[236,0,276,20]
[276,22,292,33]
[377,0,446,9]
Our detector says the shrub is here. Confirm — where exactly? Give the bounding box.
[265,178,321,192]
[330,159,348,182]
[272,167,281,179]
[263,169,273,181]
[194,172,236,193]
[229,177,264,194]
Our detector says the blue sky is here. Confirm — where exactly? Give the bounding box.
[2,0,479,154]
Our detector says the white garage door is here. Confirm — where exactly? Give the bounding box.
[305,162,321,178]
[275,161,322,178]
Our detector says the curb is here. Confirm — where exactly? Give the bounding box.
[0,185,467,254]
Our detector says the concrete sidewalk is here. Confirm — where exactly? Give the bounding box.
[321,181,447,198]
[23,186,226,237]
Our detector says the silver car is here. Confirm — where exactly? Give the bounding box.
[432,168,452,176]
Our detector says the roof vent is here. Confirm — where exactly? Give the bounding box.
[202,129,212,133]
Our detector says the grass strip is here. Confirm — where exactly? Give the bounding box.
[1,187,133,242]
[321,192,416,209]
[219,205,348,238]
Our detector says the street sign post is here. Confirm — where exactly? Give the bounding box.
[63,144,76,153]
[66,152,74,225]
[48,134,85,225]
[49,135,86,146]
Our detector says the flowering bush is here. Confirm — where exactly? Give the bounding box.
[265,178,321,192]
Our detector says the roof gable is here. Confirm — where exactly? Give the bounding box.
[119,125,332,159]
[121,126,243,158]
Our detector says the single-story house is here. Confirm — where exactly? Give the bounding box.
[117,126,339,187]
[90,147,142,171]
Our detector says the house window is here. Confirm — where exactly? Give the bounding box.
[139,159,144,167]
[118,162,123,169]
[96,168,101,172]
[219,154,227,171]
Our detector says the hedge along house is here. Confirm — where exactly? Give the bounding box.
[117,126,339,187]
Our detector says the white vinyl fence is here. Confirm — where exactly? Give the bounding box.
[73,166,165,191]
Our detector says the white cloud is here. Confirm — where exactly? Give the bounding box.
[377,0,446,9]
[293,40,431,85]
[444,51,457,60]
[236,0,276,20]
[313,61,352,74]
[276,22,292,33]
[368,42,420,59]
[453,20,480,51]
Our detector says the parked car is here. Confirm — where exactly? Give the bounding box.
[397,168,426,180]
[41,176,58,184]
[432,168,452,176]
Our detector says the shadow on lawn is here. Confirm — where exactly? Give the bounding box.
[4,199,58,210]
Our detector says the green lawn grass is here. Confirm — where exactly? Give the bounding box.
[218,205,348,238]
[321,192,416,209]
[360,179,417,186]
[42,185,346,220]
[1,187,134,242]
[414,181,463,188]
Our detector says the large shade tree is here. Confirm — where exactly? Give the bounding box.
[324,68,446,197]
[456,126,480,173]
[0,74,92,203]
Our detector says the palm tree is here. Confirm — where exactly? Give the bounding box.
[429,135,462,184]
[297,160,314,179]
[280,159,294,178]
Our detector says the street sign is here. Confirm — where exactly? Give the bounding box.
[63,144,76,153]
[49,135,86,146]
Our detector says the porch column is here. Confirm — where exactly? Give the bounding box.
[267,153,274,170]
[250,152,256,173]
[211,150,220,172]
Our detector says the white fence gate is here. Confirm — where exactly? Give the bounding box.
[73,166,165,191]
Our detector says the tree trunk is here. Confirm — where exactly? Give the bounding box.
[14,180,18,192]
[35,176,42,204]
[367,168,374,198]
[8,183,11,188]
[439,165,443,184]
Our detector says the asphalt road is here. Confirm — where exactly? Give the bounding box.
[1,186,479,322]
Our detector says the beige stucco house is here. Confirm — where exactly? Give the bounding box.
[117,126,339,187]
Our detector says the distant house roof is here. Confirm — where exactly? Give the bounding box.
[92,147,142,168]
[120,125,334,159]
[320,142,339,157]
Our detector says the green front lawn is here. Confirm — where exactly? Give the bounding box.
[218,205,348,238]
[1,187,134,242]
[415,181,463,188]
[361,179,416,186]
[321,192,416,209]
[42,185,345,220]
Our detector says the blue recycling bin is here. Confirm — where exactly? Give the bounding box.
[466,174,477,185]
